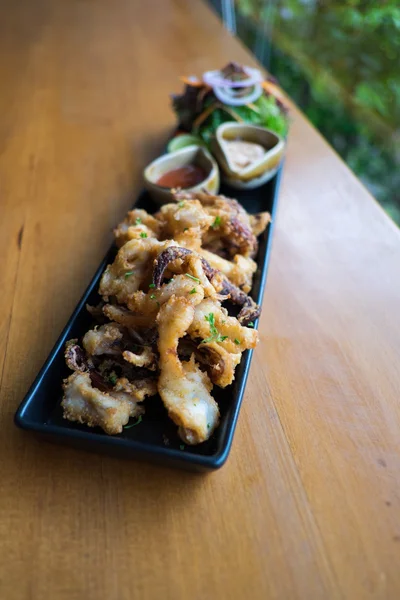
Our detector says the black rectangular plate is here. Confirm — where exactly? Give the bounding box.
[15,168,282,472]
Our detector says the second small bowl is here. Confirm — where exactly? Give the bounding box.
[144,145,219,205]
[213,123,285,190]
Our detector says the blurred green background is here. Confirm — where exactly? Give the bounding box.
[209,0,400,225]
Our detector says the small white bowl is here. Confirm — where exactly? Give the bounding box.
[213,123,285,189]
[143,145,220,205]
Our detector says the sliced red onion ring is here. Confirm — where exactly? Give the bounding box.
[213,83,263,106]
[203,66,263,89]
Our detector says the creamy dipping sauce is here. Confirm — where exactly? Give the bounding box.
[224,139,265,169]
[156,165,206,189]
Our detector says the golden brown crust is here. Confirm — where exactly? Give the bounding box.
[114,209,162,247]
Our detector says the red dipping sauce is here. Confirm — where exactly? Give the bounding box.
[156,165,206,189]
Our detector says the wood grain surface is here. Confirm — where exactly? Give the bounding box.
[1,0,400,598]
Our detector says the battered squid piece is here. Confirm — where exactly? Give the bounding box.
[154,246,260,324]
[196,342,242,388]
[82,319,158,371]
[157,296,219,445]
[114,209,162,247]
[62,338,157,434]
[174,190,220,205]
[65,339,91,372]
[175,190,258,258]
[113,376,157,401]
[250,212,271,237]
[62,371,145,435]
[223,212,257,258]
[153,246,191,286]
[188,298,258,355]
[127,274,205,316]
[99,238,176,305]
[103,303,154,329]
[65,340,108,389]
[156,200,214,251]
[152,246,217,298]
[153,246,225,298]
[199,249,257,293]
[218,280,261,325]
[123,348,157,371]
[82,323,124,356]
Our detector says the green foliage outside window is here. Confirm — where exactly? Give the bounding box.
[210,0,400,224]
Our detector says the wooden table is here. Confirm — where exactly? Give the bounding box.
[1,1,400,598]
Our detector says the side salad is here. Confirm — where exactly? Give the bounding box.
[171,62,290,147]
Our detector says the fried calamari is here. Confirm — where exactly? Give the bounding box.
[61,191,270,444]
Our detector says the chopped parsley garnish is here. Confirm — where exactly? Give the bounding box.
[179,444,185,450]
[190,288,197,294]
[108,372,118,385]
[183,227,189,232]
[248,322,255,328]
[234,338,240,345]
[135,217,142,225]
[140,232,147,238]
[149,283,156,288]
[124,271,134,278]
[123,415,143,429]
[169,278,174,284]
[150,293,160,307]
[178,201,185,208]
[185,273,200,283]
[211,216,221,229]
[207,423,211,429]
[201,313,228,344]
